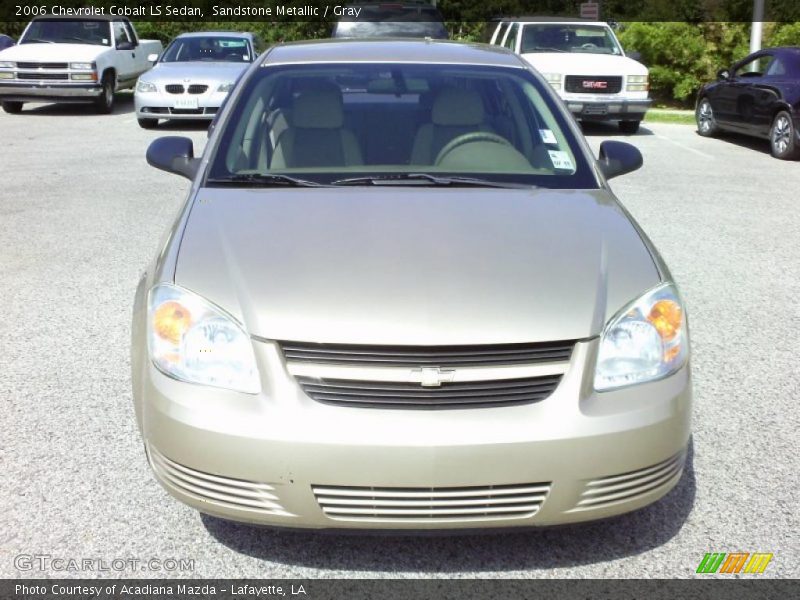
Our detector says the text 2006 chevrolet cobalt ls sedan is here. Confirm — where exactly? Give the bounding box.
[132,40,691,530]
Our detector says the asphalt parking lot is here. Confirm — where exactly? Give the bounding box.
[1,94,798,579]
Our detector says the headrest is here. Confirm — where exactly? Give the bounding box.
[292,84,344,129]
[432,88,484,126]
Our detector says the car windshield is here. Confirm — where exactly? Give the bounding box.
[207,63,595,188]
[520,24,622,55]
[20,19,111,46]
[161,36,252,63]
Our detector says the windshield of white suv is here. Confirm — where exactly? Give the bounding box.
[21,19,111,46]
[208,63,595,189]
[161,37,252,62]
[520,24,622,55]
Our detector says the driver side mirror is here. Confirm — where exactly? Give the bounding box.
[147,53,159,63]
[627,51,643,63]
[717,68,730,81]
[598,140,643,180]
[146,136,200,180]
[116,40,134,51]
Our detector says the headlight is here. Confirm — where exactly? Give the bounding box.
[147,283,261,394]
[136,80,157,93]
[541,72,562,90]
[627,74,649,92]
[0,61,15,68]
[0,72,14,79]
[595,282,688,391]
[70,62,94,70]
[217,82,235,93]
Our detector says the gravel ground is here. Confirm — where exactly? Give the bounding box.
[1,95,798,579]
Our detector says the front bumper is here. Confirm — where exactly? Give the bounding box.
[134,89,227,121]
[134,335,692,530]
[0,82,102,102]
[563,97,652,122]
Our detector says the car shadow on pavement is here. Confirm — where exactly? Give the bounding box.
[580,122,655,137]
[706,132,774,157]
[202,438,696,572]
[18,92,135,116]
[154,120,212,132]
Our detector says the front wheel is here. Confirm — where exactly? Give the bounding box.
[619,120,640,134]
[94,73,115,114]
[137,117,158,129]
[769,111,800,160]
[696,98,719,137]
[1,101,23,114]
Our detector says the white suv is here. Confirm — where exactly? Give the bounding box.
[489,18,650,133]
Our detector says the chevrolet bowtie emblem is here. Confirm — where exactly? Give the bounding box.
[412,367,456,387]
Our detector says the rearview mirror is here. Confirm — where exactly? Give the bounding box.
[598,140,643,180]
[717,69,730,80]
[147,52,159,63]
[146,137,199,180]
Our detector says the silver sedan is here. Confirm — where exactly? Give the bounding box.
[134,32,260,128]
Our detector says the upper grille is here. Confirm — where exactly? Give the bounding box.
[187,84,208,94]
[279,340,575,367]
[148,446,292,516]
[313,482,551,522]
[17,72,68,80]
[16,62,68,69]
[298,374,561,409]
[564,75,623,94]
[573,451,686,510]
[165,84,184,94]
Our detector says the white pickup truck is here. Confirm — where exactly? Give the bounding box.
[489,18,651,133]
[0,15,162,114]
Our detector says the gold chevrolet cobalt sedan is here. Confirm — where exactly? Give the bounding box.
[132,39,691,530]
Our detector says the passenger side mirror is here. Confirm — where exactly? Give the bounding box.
[598,140,643,180]
[116,40,134,51]
[146,137,199,180]
[147,53,159,63]
[717,69,730,80]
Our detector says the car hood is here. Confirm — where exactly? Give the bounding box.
[143,61,249,83]
[0,43,107,62]
[522,52,647,76]
[174,187,660,345]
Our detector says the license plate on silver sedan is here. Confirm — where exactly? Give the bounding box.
[173,97,199,109]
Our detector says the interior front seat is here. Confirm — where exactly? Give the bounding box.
[271,84,363,168]
[410,87,494,165]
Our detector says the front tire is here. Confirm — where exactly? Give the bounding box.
[619,120,640,134]
[696,98,719,137]
[94,73,115,114]
[769,111,800,160]
[1,101,23,114]
[137,117,158,129]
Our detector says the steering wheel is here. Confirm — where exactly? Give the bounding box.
[582,43,598,49]
[435,132,513,166]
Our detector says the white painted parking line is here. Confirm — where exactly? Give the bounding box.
[655,133,715,160]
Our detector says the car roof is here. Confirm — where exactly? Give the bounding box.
[263,39,524,67]
[176,31,253,39]
[494,17,607,25]
[31,14,123,22]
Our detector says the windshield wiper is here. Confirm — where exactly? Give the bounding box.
[332,173,536,189]
[21,38,55,44]
[207,173,325,188]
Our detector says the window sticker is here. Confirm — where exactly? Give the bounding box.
[548,150,574,170]
[539,129,558,144]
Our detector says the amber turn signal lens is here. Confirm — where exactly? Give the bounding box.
[647,300,682,341]
[153,301,192,344]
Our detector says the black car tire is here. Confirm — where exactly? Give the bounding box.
[94,73,115,114]
[137,117,158,129]
[619,120,640,134]
[696,98,719,137]
[1,100,23,114]
[769,111,800,160]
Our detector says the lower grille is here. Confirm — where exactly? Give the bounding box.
[148,446,292,516]
[279,340,575,367]
[17,72,68,80]
[17,62,68,69]
[169,108,206,115]
[574,451,686,510]
[313,482,551,522]
[187,84,208,94]
[165,84,184,94]
[565,75,623,94]
[298,375,562,409]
